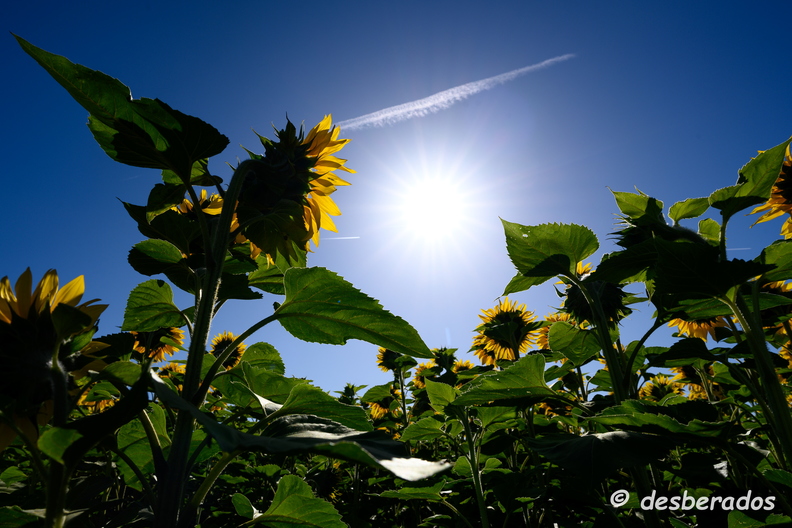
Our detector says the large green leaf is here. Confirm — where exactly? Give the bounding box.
[668,197,709,225]
[262,383,373,431]
[547,322,600,366]
[452,354,558,406]
[37,374,150,467]
[653,239,771,299]
[401,417,446,442]
[709,138,791,222]
[128,239,185,277]
[152,373,450,480]
[116,404,171,490]
[244,475,345,527]
[274,267,432,358]
[248,246,307,295]
[122,279,185,332]
[759,240,792,282]
[15,36,228,178]
[502,220,599,294]
[526,431,672,486]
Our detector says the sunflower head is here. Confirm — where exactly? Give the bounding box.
[0,269,106,451]
[668,316,728,341]
[562,277,630,329]
[211,331,247,370]
[638,375,685,402]
[237,115,354,261]
[132,327,185,362]
[750,144,792,229]
[471,297,541,364]
[412,361,437,390]
[376,347,402,372]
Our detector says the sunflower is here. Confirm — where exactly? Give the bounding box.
[376,347,401,372]
[668,316,728,341]
[452,359,475,374]
[536,312,588,350]
[471,297,541,364]
[0,268,106,325]
[0,269,106,452]
[750,144,792,231]
[210,331,246,370]
[237,115,354,261]
[302,115,355,247]
[132,327,185,362]
[172,189,223,216]
[670,364,724,400]
[638,375,685,402]
[412,361,436,390]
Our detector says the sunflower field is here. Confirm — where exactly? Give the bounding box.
[3,36,792,528]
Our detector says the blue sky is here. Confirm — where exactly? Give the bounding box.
[4,1,792,393]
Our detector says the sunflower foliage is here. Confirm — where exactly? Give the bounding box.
[1,36,448,528]
[4,35,792,528]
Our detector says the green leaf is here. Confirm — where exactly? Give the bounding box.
[547,322,600,366]
[502,220,599,294]
[0,506,41,527]
[763,468,792,489]
[668,197,709,224]
[275,267,432,358]
[98,361,142,386]
[698,218,721,246]
[122,279,185,331]
[612,190,664,221]
[162,159,220,186]
[232,493,259,520]
[248,247,308,295]
[128,239,185,277]
[452,354,557,406]
[379,481,445,501]
[145,183,186,222]
[152,373,450,480]
[709,185,764,222]
[241,342,285,375]
[15,36,228,178]
[737,138,792,196]
[116,405,171,490]
[759,240,792,282]
[37,428,83,465]
[401,417,446,442]
[424,379,458,415]
[50,303,93,338]
[264,383,372,431]
[245,475,345,527]
[653,239,771,299]
[526,431,672,486]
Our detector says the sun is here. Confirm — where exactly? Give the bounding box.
[397,175,471,241]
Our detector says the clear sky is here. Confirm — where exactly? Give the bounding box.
[4,1,792,394]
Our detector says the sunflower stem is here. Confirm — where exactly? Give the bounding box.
[461,411,490,528]
[155,161,255,527]
[727,289,792,469]
[572,278,628,404]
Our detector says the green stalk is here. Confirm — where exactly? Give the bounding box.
[573,278,628,403]
[461,412,489,528]
[728,292,792,469]
[45,340,70,528]
[155,160,256,527]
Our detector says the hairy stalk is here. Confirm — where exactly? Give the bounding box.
[156,160,256,527]
[462,411,489,528]
[572,278,627,403]
[728,292,792,469]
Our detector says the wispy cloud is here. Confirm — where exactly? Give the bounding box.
[336,54,576,131]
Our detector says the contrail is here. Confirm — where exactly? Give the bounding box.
[336,54,576,131]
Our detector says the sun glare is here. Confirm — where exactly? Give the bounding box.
[398,177,470,239]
